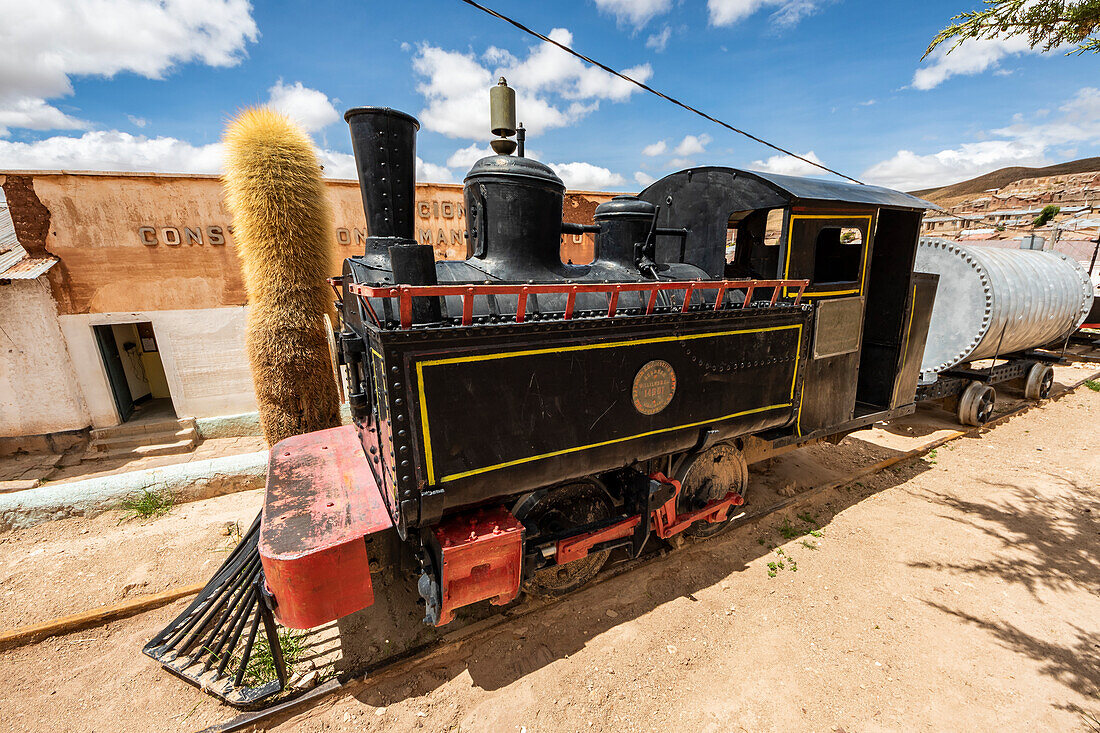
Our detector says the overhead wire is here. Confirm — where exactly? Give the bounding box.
[455,0,1100,252]
[456,0,866,185]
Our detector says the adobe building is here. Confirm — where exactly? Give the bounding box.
[0,170,612,448]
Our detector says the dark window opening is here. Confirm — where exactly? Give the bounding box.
[763,209,784,246]
[725,224,737,264]
[813,226,863,284]
[724,208,786,280]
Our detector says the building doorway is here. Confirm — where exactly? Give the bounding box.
[92,322,175,423]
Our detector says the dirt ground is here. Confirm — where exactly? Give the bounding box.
[0,368,1095,732]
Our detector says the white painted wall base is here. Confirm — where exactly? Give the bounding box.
[0,279,90,437]
[59,306,258,428]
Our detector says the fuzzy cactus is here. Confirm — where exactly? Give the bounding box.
[222,108,341,445]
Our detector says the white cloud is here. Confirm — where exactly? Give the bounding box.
[446,143,493,169]
[668,157,696,169]
[991,87,1100,148]
[634,171,656,187]
[593,0,672,28]
[416,157,456,184]
[864,87,1100,190]
[0,130,224,173]
[550,161,626,190]
[0,129,456,184]
[412,29,651,140]
[266,80,339,133]
[483,46,517,67]
[674,134,711,156]
[707,0,822,27]
[912,36,1040,90]
[748,150,828,177]
[642,140,667,156]
[863,141,1047,191]
[127,115,147,128]
[646,26,672,52]
[0,98,85,137]
[0,0,257,136]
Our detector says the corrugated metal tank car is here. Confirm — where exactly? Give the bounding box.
[144,82,942,706]
[912,237,1094,426]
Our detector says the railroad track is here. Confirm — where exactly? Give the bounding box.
[1,367,1095,733]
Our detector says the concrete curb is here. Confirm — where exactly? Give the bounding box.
[0,450,268,533]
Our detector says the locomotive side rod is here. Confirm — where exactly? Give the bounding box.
[192,366,1100,733]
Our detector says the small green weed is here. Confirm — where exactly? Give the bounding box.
[926,449,938,465]
[777,515,822,541]
[119,487,173,520]
[766,548,798,577]
[777,520,802,540]
[233,627,304,687]
[1086,380,1100,393]
[800,539,818,550]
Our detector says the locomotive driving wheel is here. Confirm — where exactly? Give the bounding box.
[1024,363,1054,400]
[958,381,996,426]
[674,443,749,538]
[515,479,615,596]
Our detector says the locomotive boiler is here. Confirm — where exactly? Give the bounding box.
[145,81,941,706]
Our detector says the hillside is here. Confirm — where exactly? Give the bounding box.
[912,157,1100,206]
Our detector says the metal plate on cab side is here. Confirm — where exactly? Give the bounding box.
[813,296,864,360]
[632,359,677,415]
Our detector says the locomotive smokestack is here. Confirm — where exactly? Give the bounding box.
[344,107,420,257]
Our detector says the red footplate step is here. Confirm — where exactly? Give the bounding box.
[432,506,524,626]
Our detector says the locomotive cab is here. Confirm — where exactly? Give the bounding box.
[639,168,939,437]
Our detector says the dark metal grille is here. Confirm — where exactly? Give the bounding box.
[143,514,288,708]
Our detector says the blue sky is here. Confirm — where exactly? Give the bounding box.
[1,0,1098,191]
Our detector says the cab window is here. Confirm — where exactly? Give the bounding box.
[813,226,863,284]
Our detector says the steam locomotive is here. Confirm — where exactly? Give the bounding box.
[146,80,949,705]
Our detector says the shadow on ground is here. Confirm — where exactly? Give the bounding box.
[913,469,1100,703]
[251,444,935,723]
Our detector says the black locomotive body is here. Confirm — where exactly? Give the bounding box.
[320,105,936,623]
[145,97,939,706]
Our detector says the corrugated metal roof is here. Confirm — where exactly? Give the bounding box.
[0,256,57,279]
[0,200,60,279]
[0,202,17,253]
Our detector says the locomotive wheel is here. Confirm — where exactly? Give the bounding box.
[1024,363,1054,400]
[515,480,615,596]
[674,443,748,538]
[958,381,996,426]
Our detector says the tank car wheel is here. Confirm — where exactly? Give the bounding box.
[1024,363,1054,400]
[958,381,996,426]
[674,443,749,538]
[515,480,615,596]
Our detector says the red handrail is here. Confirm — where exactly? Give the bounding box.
[339,278,809,329]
